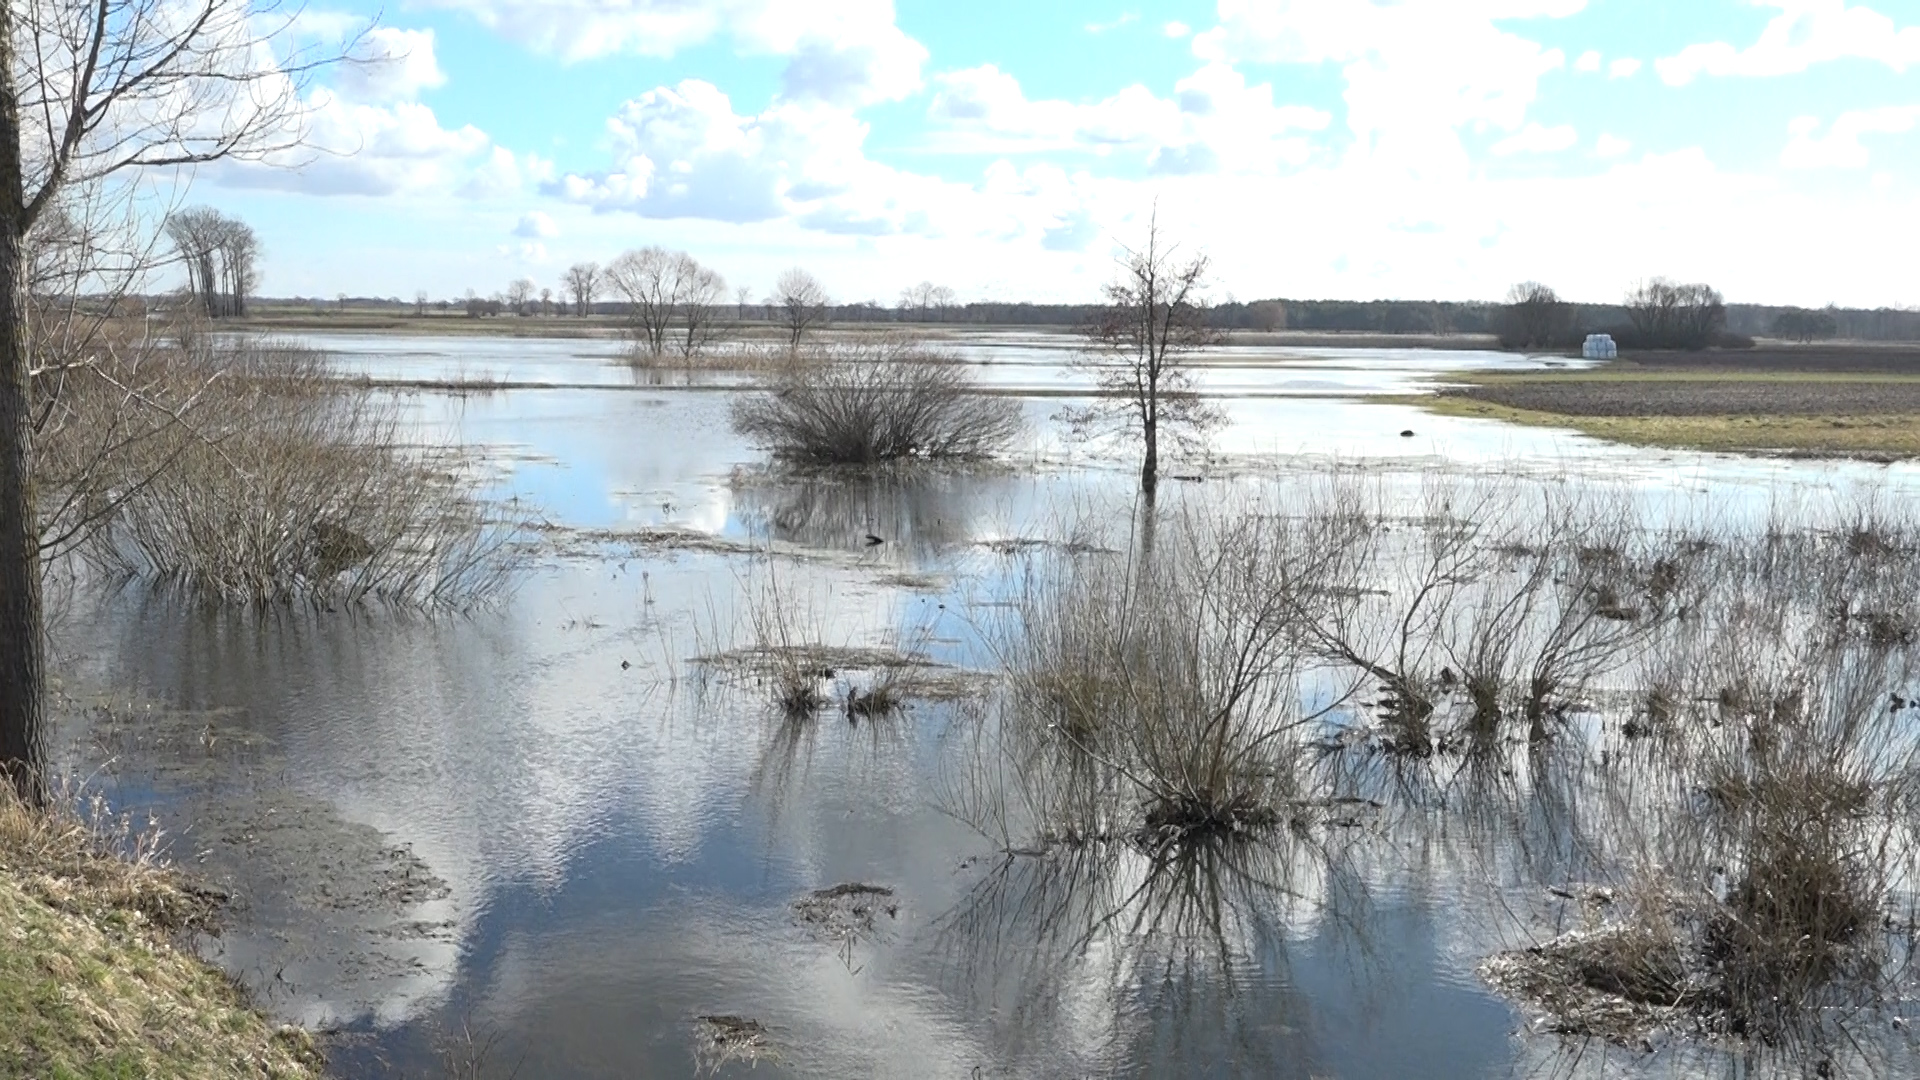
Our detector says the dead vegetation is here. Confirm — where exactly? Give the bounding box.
[730,337,1024,464]
[36,328,530,608]
[0,779,322,1078]
[942,475,1920,1066]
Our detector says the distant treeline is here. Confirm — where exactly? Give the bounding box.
[253,294,1920,343]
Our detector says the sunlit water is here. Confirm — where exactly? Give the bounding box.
[45,332,1920,1078]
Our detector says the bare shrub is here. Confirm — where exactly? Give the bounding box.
[730,338,1023,465]
[982,503,1362,845]
[39,333,526,608]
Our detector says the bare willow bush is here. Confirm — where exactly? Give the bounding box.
[36,330,526,607]
[730,338,1023,464]
[973,504,1365,846]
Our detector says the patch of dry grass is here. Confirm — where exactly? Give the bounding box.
[0,786,322,1079]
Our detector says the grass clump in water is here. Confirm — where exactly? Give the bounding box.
[0,783,322,1079]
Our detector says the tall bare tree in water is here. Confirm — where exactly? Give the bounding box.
[1067,211,1222,496]
[0,0,332,799]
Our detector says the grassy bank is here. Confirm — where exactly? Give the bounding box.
[1404,348,1920,459]
[0,791,322,1079]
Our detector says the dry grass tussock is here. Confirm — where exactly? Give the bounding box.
[0,781,322,1078]
[36,328,530,607]
[729,337,1024,464]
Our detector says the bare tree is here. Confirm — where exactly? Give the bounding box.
[1065,211,1222,495]
[1,0,342,797]
[896,280,957,322]
[675,257,726,359]
[415,290,428,316]
[1498,281,1574,350]
[605,247,676,356]
[539,286,552,316]
[774,267,828,347]
[563,261,598,317]
[1624,278,1726,350]
[505,278,535,316]
[734,285,753,321]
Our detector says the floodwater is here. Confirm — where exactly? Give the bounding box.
[45,332,1920,1078]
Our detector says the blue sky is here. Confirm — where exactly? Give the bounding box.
[205,0,1920,307]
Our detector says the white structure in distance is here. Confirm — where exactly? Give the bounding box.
[1583,333,1618,360]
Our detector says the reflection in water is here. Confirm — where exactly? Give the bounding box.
[44,335,1920,1078]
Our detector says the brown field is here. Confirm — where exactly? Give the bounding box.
[1411,342,1920,459]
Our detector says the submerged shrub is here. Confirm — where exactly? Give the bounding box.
[986,505,1358,845]
[729,338,1023,464]
[39,333,527,608]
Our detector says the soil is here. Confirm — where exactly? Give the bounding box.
[1443,379,1920,418]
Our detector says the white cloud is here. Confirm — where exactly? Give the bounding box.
[1657,0,1920,86]
[1164,20,1193,39]
[925,63,1328,172]
[1190,0,1579,172]
[1492,122,1577,156]
[1574,49,1601,72]
[1594,133,1632,157]
[1086,13,1139,33]
[421,0,928,107]
[513,211,559,238]
[209,21,534,199]
[333,27,447,102]
[1608,57,1642,78]
[1781,105,1920,168]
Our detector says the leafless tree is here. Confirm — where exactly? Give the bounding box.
[563,261,597,318]
[897,280,955,321]
[1,0,346,797]
[735,285,753,321]
[1065,210,1222,495]
[606,247,725,359]
[675,258,726,359]
[414,290,428,316]
[164,207,258,318]
[505,278,535,316]
[1498,281,1573,350]
[773,267,829,347]
[1624,278,1726,350]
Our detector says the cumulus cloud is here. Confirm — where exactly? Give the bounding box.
[1190,0,1579,170]
[1608,57,1642,78]
[1781,105,1920,168]
[210,20,534,199]
[1574,49,1601,72]
[333,27,448,102]
[1595,133,1632,157]
[421,0,928,107]
[1657,0,1920,85]
[1164,21,1192,39]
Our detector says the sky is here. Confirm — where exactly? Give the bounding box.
[199,0,1920,308]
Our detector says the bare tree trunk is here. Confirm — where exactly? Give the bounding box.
[1142,416,1158,495]
[0,0,46,802]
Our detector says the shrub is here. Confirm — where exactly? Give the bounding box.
[730,338,1023,464]
[38,332,527,608]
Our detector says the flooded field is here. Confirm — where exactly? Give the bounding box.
[43,331,1920,1078]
